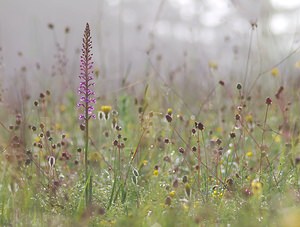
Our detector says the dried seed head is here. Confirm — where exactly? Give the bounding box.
[182,175,188,183]
[295,157,300,165]
[229,132,236,138]
[236,83,242,90]
[178,147,185,154]
[115,125,122,131]
[266,97,272,105]
[65,27,70,34]
[226,178,234,186]
[165,114,172,123]
[48,156,55,168]
[120,143,125,149]
[34,101,39,106]
[48,23,54,29]
[197,122,204,131]
[40,93,45,99]
[163,156,171,162]
[191,128,196,135]
[80,124,85,131]
[173,179,179,188]
[165,196,172,206]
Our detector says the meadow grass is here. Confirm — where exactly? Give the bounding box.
[0,24,300,227]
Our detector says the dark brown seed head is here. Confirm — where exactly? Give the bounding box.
[182,175,188,183]
[191,128,196,135]
[165,114,172,123]
[192,146,197,152]
[48,23,54,29]
[266,97,272,105]
[113,140,118,146]
[230,132,236,138]
[173,179,179,188]
[197,122,204,130]
[178,147,185,154]
[295,157,300,165]
[80,124,85,131]
[165,196,172,206]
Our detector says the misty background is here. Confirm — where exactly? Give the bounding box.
[1,0,300,107]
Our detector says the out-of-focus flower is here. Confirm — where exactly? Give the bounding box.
[251,179,262,195]
[98,105,112,120]
[246,151,253,157]
[153,170,159,176]
[271,67,279,77]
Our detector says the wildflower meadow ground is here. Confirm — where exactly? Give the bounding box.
[0,21,300,227]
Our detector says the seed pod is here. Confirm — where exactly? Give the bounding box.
[48,156,55,168]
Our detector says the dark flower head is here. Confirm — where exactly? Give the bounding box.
[266,97,272,105]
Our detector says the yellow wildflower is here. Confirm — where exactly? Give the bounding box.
[169,191,176,198]
[183,203,189,211]
[55,123,62,130]
[153,170,159,176]
[34,137,40,143]
[246,151,253,157]
[90,152,101,162]
[59,104,66,112]
[98,105,112,120]
[273,134,281,143]
[94,68,100,78]
[245,114,253,123]
[251,180,263,195]
[271,68,279,77]
[208,61,218,70]
[101,105,112,114]
[143,160,148,166]
[216,127,223,133]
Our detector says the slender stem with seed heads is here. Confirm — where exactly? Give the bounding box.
[260,104,270,179]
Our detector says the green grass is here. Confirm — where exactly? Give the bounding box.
[0,77,299,227]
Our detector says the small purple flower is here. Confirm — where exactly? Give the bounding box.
[77,23,96,124]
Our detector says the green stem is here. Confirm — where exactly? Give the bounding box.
[85,104,90,207]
